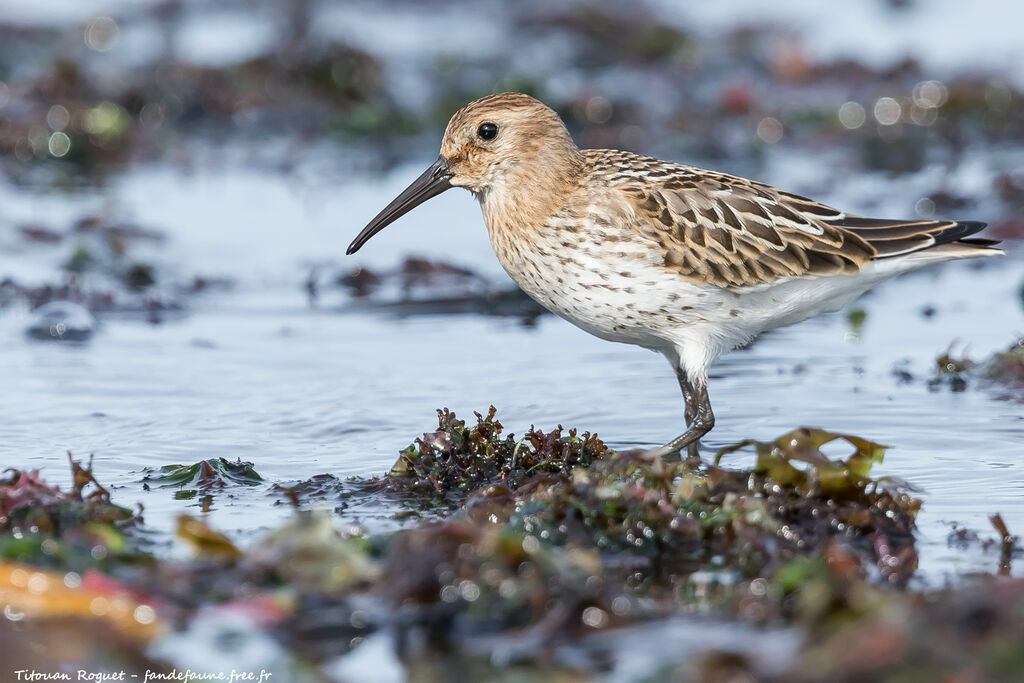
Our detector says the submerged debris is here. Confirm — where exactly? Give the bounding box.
[981,339,1024,398]
[947,515,1022,577]
[928,338,1024,398]
[3,212,234,323]
[327,257,545,319]
[928,346,975,392]
[24,300,98,342]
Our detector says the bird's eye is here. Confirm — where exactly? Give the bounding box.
[477,122,498,140]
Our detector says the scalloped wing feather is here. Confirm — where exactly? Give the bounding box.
[585,150,994,289]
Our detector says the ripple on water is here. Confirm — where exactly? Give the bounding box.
[0,164,1021,581]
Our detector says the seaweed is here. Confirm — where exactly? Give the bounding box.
[497,427,918,589]
[382,406,609,504]
[286,410,921,671]
[928,346,975,392]
[945,515,1022,577]
[981,339,1024,399]
[142,458,264,492]
[0,454,146,569]
[380,518,631,659]
[0,410,1012,678]
[2,212,231,320]
[927,338,1024,398]
[175,515,243,562]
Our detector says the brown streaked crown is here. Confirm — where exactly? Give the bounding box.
[439,93,583,195]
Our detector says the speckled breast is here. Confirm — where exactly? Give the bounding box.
[484,210,711,350]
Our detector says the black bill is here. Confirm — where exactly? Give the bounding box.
[346,156,453,255]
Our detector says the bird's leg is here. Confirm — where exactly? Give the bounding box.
[676,368,700,461]
[648,374,715,461]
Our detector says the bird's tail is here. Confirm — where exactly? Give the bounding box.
[833,217,1002,259]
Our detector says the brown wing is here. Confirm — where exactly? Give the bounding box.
[826,216,992,257]
[606,155,991,288]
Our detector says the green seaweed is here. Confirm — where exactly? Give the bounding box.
[715,427,889,497]
[384,406,608,503]
[0,410,1007,678]
[141,457,263,490]
[0,454,147,569]
[846,307,868,337]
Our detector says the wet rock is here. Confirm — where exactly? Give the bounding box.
[24,300,97,341]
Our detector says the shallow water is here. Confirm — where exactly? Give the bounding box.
[1,157,1021,582]
[2,2,1023,678]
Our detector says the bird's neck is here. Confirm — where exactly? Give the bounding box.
[477,146,586,238]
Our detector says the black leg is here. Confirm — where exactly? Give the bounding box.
[676,368,699,460]
[649,374,715,460]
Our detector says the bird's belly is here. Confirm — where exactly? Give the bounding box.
[492,237,712,350]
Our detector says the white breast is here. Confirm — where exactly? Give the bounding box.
[484,209,721,353]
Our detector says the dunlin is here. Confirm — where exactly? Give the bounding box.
[348,93,1001,458]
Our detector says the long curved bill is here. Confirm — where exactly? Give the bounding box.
[346,156,453,255]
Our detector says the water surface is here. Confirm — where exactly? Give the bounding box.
[1,158,1021,581]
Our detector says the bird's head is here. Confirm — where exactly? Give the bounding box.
[347,93,580,254]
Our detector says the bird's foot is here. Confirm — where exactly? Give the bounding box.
[642,441,702,463]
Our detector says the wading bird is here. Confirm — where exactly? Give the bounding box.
[347,93,1001,458]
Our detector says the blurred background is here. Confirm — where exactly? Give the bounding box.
[1,0,1024,678]
[0,0,1022,671]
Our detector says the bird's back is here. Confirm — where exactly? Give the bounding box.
[580,149,998,288]
[483,148,999,354]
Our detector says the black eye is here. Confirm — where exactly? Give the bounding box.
[477,122,498,140]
